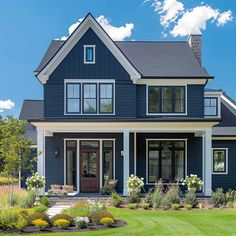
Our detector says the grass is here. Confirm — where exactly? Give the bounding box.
[2,208,236,236]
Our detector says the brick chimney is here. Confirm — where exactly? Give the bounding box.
[188,28,202,65]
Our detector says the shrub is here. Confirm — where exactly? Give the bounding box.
[161,197,170,210]
[226,201,234,208]
[32,219,49,230]
[127,203,138,209]
[184,204,192,210]
[185,189,198,208]
[54,219,70,229]
[112,192,122,207]
[75,217,90,229]
[62,203,90,217]
[226,189,236,202]
[171,203,180,210]
[41,195,50,207]
[100,217,114,227]
[87,200,107,216]
[19,191,36,208]
[26,173,45,191]
[16,216,28,231]
[33,205,48,213]
[127,175,144,194]
[0,209,19,229]
[28,212,51,225]
[127,193,140,204]
[198,201,205,209]
[100,185,115,195]
[165,186,180,204]
[210,188,226,208]
[183,174,203,191]
[51,214,74,226]
[91,210,114,224]
[152,187,164,208]
[139,202,150,209]
[144,189,154,206]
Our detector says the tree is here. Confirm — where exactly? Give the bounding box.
[0,116,37,207]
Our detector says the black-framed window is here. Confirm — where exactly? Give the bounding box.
[102,140,113,184]
[99,84,113,113]
[66,141,77,190]
[83,83,97,113]
[148,86,185,114]
[147,140,185,183]
[204,97,218,116]
[213,149,227,173]
[84,46,95,63]
[66,83,81,113]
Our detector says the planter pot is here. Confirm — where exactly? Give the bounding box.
[51,185,62,190]
[129,188,141,196]
[62,185,74,193]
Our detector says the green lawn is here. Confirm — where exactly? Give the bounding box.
[2,208,236,236]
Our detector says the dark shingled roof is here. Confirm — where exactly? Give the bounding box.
[35,40,210,78]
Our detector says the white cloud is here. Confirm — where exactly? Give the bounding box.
[147,0,233,37]
[0,100,15,112]
[153,0,184,27]
[217,10,233,26]
[59,15,134,41]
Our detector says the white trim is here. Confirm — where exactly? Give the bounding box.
[212,148,228,175]
[64,79,115,116]
[213,136,236,140]
[37,14,141,84]
[146,85,188,116]
[123,130,130,196]
[204,95,221,118]
[137,79,210,85]
[83,45,96,64]
[221,94,236,116]
[145,139,187,185]
[64,138,116,193]
[134,132,137,176]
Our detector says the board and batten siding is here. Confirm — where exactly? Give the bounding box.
[136,84,204,118]
[44,27,137,119]
[212,140,236,190]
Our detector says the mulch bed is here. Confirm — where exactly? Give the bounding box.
[1,220,127,234]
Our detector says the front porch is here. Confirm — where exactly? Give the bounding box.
[33,121,217,196]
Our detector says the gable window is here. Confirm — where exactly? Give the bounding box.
[99,84,113,113]
[83,84,97,113]
[204,97,218,116]
[84,45,95,64]
[212,149,228,174]
[147,140,185,183]
[65,80,114,115]
[66,83,81,113]
[148,86,185,114]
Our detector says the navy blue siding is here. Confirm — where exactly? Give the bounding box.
[136,133,202,191]
[44,28,136,119]
[45,133,125,193]
[136,84,204,118]
[212,141,236,190]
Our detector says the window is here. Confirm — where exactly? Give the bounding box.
[66,83,81,113]
[147,140,185,183]
[65,81,114,115]
[83,84,97,113]
[148,86,185,114]
[213,149,227,174]
[204,97,218,116]
[103,140,113,184]
[84,45,95,64]
[99,84,113,113]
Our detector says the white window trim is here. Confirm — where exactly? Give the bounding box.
[64,138,116,193]
[64,79,115,115]
[212,148,228,175]
[146,85,188,116]
[145,138,187,185]
[204,96,221,118]
[83,45,96,64]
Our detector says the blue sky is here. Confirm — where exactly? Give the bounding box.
[0,0,235,117]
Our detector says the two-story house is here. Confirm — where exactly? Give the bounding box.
[20,13,236,196]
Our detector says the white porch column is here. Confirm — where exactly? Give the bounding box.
[123,130,130,196]
[204,130,212,196]
[37,128,45,194]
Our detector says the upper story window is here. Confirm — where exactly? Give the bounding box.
[148,86,186,114]
[212,148,228,174]
[65,80,114,115]
[204,97,218,116]
[84,45,95,64]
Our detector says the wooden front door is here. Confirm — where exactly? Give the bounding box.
[80,142,99,193]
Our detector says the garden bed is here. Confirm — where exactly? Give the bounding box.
[1,220,126,234]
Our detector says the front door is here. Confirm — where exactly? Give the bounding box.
[80,141,100,193]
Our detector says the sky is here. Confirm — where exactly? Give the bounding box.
[0,0,235,117]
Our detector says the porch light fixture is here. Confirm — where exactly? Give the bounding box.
[121,150,124,157]
[54,149,59,157]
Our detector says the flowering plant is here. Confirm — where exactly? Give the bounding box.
[127,174,144,194]
[26,172,45,191]
[183,174,203,191]
[74,216,90,229]
[74,216,90,224]
[87,199,108,215]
